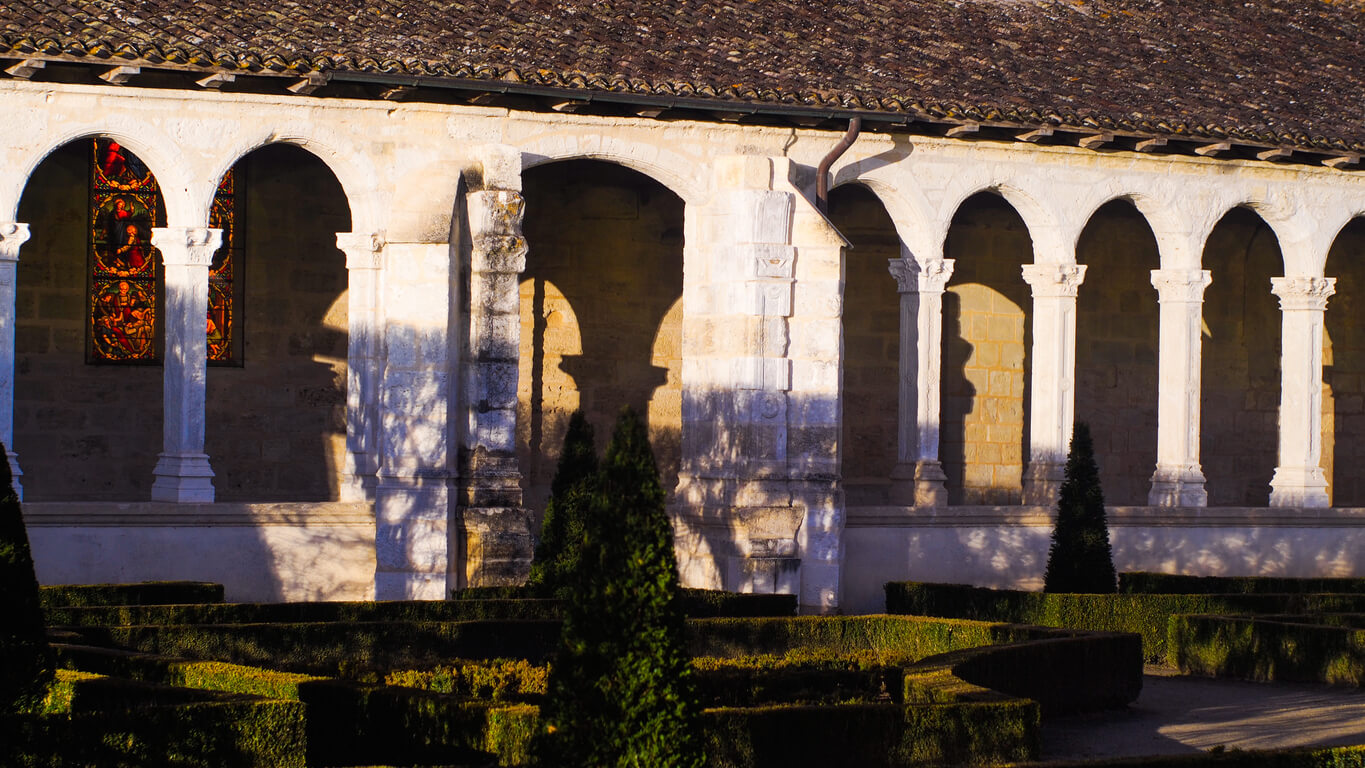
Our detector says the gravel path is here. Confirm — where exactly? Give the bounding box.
[1041,669,1365,761]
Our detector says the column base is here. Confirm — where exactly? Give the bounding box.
[6,450,22,501]
[459,505,534,587]
[1022,460,1064,506]
[1269,466,1331,508]
[150,453,215,503]
[1148,464,1208,507]
[889,460,948,507]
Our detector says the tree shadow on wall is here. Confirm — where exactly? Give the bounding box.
[939,290,977,505]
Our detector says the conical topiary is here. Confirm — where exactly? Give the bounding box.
[0,441,54,716]
[527,411,598,596]
[1044,422,1117,593]
[535,406,703,768]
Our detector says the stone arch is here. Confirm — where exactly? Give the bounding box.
[519,134,705,205]
[9,128,192,225]
[1198,200,1296,276]
[1322,213,1365,505]
[831,163,939,260]
[1070,184,1187,262]
[206,131,369,234]
[937,176,1060,263]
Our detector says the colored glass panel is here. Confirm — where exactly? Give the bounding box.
[90,139,160,362]
[208,169,238,363]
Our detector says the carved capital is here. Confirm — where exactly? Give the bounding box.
[467,190,526,239]
[1150,269,1212,303]
[1271,276,1336,311]
[0,222,30,262]
[1021,262,1086,298]
[887,257,954,294]
[151,227,222,267]
[336,231,386,270]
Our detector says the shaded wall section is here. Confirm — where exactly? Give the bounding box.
[16,142,163,500]
[1201,208,1281,506]
[518,160,684,515]
[828,185,900,505]
[941,194,1033,505]
[1075,201,1160,506]
[206,145,350,501]
[1324,218,1365,506]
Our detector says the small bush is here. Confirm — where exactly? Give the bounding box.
[1169,614,1365,684]
[527,410,598,598]
[40,581,224,609]
[0,441,53,718]
[1121,572,1365,595]
[1044,422,1117,594]
[387,659,549,700]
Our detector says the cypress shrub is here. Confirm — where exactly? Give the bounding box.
[1043,423,1117,594]
[527,410,598,596]
[536,406,704,768]
[0,441,53,717]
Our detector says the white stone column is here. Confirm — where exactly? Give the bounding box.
[336,232,385,502]
[458,145,532,588]
[1148,269,1212,507]
[1020,262,1086,505]
[1269,276,1336,508]
[0,222,29,497]
[150,226,222,502]
[887,255,954,506]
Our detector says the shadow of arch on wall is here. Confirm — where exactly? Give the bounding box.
[1074,199,1161,506]
[205,143,352,502]
[518,159,685,518]
[1324,216,1365,506]
[1200,207,1282,507]
[941,192,1034,506]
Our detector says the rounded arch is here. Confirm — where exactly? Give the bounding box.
[1071,186,1184,256]
[936,177,1060,262]
[830,174,938,260]
[205,131,371,234]
[1323,213,1365,505]
[1197,200,1297,275]
[10,127,192,224]
[519,134,705,205]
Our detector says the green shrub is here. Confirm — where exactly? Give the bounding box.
[39,581,224,608]
[1121,572,1365,595]
[1044,422,1117,593]
[688,615,1035,661]
[527,409,598,597]
[0,441,53,719]
[386,659,549,700]
[450,586,798,618]
[536,406,704,768]
[47,597,560,627]
[1038,745,1365,767]
[1169,614,1365,684]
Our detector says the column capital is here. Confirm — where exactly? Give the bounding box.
[888,257,955,294]
[151,227,222,266]
[336,231,386,270]
[1271,276,1336,311]
[1021,262,1086,298]
[0,222,30,261]
[1150,268,1212,303]
[468,190,528,274]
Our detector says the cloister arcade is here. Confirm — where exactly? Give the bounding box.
[7,81,1365,612]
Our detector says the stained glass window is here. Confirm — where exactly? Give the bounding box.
[88,139,242,364]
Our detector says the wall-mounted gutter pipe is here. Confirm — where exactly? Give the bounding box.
[816,117,862,214]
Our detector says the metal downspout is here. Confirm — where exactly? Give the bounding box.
[816,117,862,214]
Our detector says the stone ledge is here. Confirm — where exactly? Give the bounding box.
[846,505,1365,529]
[23,501,375,528]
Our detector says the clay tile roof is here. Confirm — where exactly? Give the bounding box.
[4,0,1365,153]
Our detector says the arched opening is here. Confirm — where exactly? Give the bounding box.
[1074,200,1161,505]
[1323,217,1365,506]
[828,184,901,505]
[15,139,166,499]
[518,160,684,515]
[1201,208,1282,506]
[205,144,351,501]
[941,193,1034,505]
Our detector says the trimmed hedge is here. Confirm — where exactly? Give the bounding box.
[1169,614,1365,685]
[1121,572,1365,595]
[886,581,1365,662]
[688,615,1040,660]
[452,585,798,618]
[46,598,560,628]
[39,581,224,608]
[68,620,563,676]
[1035,745,1365,767]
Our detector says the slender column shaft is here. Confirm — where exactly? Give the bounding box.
[336,232,385,502]
[1020,263,1086,505]
[1148,269,1212,506]
[1269,276,1335,508]
[0,223,29,497]
[150,227,221,502]
[887,255,954,506]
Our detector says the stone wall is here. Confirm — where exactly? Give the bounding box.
[1324,218,1365,506]
[1201,208,1282,506]
[828,185,900,505]
[1075,201,1161,506]
[941,194,1033,505]
[16,143,164,500]
[518,160,684,515]
[205,145,350,501]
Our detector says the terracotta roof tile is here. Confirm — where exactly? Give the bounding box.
[3,0,1365,152]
